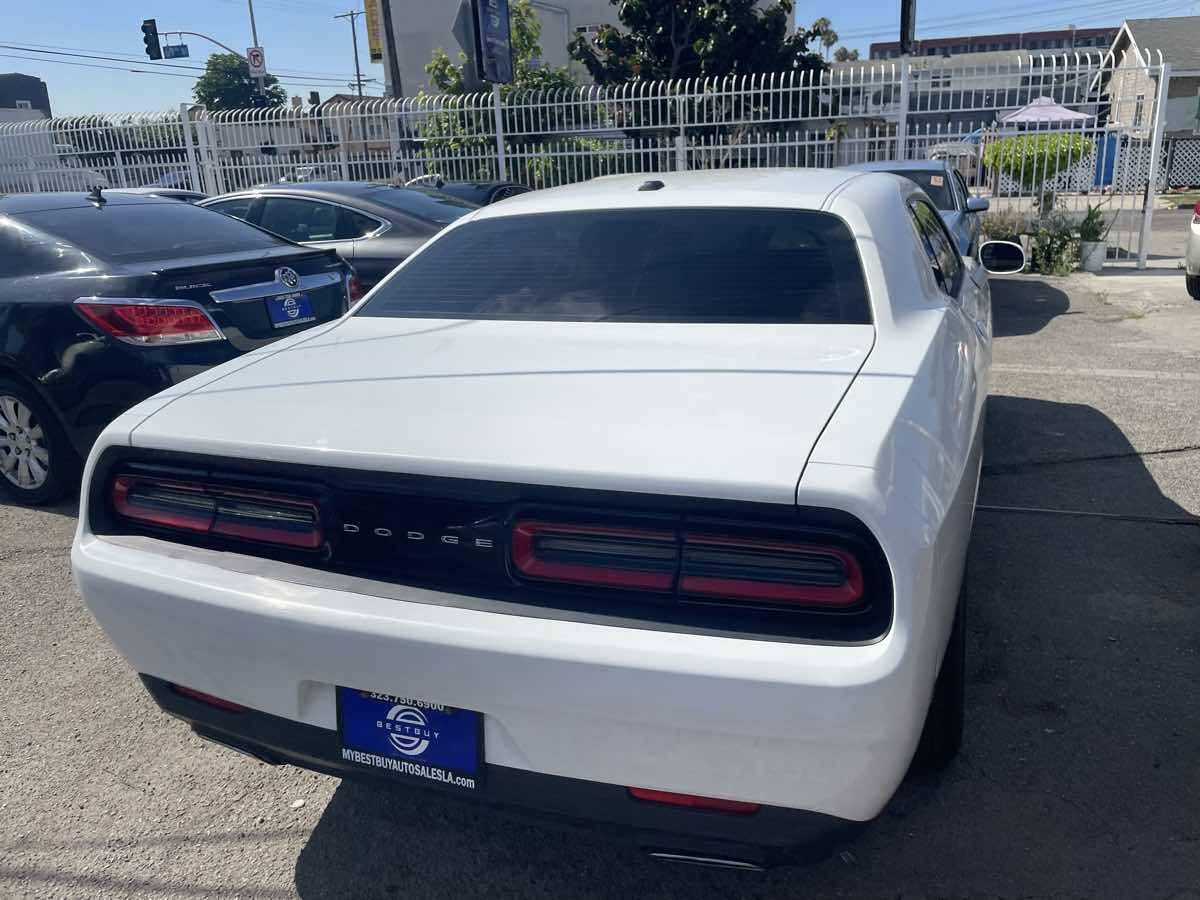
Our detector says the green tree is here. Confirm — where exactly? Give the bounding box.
[811,17,839,60]
[424,0,575,95]
[568,0,825,84]
[193,53,286,109]
[833,46,860,62]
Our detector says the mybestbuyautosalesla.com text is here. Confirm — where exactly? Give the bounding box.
[340,747,477,789]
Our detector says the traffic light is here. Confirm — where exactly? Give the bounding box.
[141,18,162,60]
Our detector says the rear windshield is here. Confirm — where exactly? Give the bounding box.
[356,208,871,324]
[884,170,954,211]
[364,186,477,224]
[17,202,288,264]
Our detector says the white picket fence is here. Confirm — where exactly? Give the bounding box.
[0,49,1173,264]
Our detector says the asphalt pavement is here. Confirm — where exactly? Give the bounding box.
[2,248,1198,897]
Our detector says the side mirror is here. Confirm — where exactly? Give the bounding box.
[978,240,1025,274]
[966,196,990,213]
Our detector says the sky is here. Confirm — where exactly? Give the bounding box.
[6,0,1200,116]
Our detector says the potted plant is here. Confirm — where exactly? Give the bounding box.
[1077,203,1109,274]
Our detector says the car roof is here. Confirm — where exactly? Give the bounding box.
[0,190,175,215]
[845,160,952,173]
[467,169,864,221]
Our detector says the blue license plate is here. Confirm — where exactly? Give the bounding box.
[336,687,483,791]
[266,292,315,328]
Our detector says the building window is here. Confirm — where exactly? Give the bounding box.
[574,24,603,42]
[1133,92,1146,129]
[14,99,32,109]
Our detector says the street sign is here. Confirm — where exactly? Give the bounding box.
[163,43,189,59]
[473,0,513,84]
[246,46,266,76]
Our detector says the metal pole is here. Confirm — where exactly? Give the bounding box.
[1138,61,1171,269]
[335,11,366,99]
[336,11,369,163]
[492,82,507,181]
[247,0,265,97]
[179,103,203,192]
[896,62,911,161]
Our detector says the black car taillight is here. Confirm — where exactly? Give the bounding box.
[510,517,866,610]
[679,533,863,608]
[75,298,224,345]
[112,475,322,549]
[511,520,677,590]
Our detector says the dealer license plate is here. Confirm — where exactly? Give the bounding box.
[336,687,483,791]
[266,291,315,328]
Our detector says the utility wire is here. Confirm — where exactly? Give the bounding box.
[0,44,355,84]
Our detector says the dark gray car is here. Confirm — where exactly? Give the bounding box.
[199,182,477,291]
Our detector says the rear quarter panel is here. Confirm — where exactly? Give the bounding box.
[805,177,986,726]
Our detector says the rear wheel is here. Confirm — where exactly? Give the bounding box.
[0,378,77,506]
[1187,275,1200,301]
[914,580,966,769]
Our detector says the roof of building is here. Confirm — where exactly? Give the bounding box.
[1123,16,1200,69]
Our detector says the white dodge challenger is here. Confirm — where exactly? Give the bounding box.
[73,169,1023,868]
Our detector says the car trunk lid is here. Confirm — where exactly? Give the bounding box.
[143,248,347,352]
[130,317,875,505]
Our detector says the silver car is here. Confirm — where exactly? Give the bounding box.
[1186,202,1200,300]
[847,159,988,255]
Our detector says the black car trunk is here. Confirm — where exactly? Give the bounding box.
[146,248,347,352]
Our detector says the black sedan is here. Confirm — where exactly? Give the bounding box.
[0,190,351,505]
[199,182,476,290]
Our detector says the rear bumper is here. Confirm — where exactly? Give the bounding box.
[73,530,927,832]
[144,675,862,865]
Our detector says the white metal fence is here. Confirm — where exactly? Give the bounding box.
[0,49,1172,264]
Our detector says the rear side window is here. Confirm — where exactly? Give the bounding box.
[885,170,955,211]
[0,215,87,277]
[17,202,288,264]
[357,208,871,324]
[205,197,256,221]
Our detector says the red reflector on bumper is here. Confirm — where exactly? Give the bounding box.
[628,787,760,814]
[170,684,249,713]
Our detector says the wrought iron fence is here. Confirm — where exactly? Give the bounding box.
[0,49,1172,264]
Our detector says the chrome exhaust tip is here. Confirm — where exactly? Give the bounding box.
[647,851,765,871]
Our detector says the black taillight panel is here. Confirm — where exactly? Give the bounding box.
[88,447,893,644]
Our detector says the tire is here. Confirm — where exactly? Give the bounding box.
[1187,275,1200,301]
[914,580,966,769]
[0,377,78,506]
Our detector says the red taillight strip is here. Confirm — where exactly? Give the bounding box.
[628,787,760,814]
[74,298,224,345]
[679,534,864,607]
[171,684,249,713]
[112,475,322,550]
[511,520,676,590]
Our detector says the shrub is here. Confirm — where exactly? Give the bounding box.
[982,208,1030,242]
[982,133,1094,193]
[1029,209,1078,275]
[1077,202,1109,243]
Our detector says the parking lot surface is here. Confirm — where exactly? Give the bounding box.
[2,266,1199,898]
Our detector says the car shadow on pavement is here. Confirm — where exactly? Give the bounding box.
[0,494,78,519]
[990,278,1071,338]
[292,396,1199,899]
